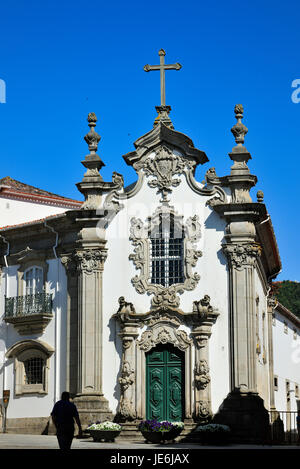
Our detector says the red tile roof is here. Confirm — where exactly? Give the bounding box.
[0,212,66,231]
[0,176,82,208]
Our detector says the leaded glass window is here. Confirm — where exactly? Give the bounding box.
[149,214,184,287]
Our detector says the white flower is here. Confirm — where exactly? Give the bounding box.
[87,421,121,431]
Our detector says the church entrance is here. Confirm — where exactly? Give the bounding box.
[146,344,184,421]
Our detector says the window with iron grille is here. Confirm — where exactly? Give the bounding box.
[149,214,184,287]
[24,357,44,385]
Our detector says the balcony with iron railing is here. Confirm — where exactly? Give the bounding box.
[4,292,53,335]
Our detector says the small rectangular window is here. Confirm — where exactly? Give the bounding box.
[24,357,44,385]
[274,376,278,391]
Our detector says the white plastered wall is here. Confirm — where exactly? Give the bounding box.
[0,258,68,419]
[0,197,71,227]
[272,313,300,412]
[101,169,231,415]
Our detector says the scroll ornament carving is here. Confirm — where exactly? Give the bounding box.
[60,255,77,276]
[117,296,136,321]
[135,145,188,200]
[74,249,107,274]
[223,243,261,270]
[151,286,180,309]
[197,400,211,419]
[117,360,136,421]
[205,167,219,185]
[138,326,191,352]
[119,361,135,393]
[194,360,211,390]
[193,295,213,318]
[145,312,181,328]
[118,397,136,421]
[61,249,107,275]
[267,296,277,310]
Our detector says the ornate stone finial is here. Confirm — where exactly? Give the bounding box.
[84,112,101,153]
[76,113,106,209]
[231,104,248,148]
[256,190,264,203]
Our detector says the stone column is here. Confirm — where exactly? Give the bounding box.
[61,248,112,426]
[191,296,219,423]
[212,228,271,443]
[223,240,261,393]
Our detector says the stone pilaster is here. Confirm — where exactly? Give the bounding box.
[223,240,261,393]
[211,105,271,443]
[114,298,139,422]
[191,296,219,423]
[61,248,112,426]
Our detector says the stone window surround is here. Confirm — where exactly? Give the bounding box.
[129,205,202,309]
[17,258,49,296]
[6,339,54,396]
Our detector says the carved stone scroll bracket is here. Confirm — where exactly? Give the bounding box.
[190,295,219,423]
[113,298,140,422]
[117,360,136,422]
[194,359,211,390]
[196,400,212,421]
[137,323,192,353]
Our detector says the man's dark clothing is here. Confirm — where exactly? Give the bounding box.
[51,399,79,450]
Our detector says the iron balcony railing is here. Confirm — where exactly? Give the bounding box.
[269,410,299,445]
[4,292,53,318]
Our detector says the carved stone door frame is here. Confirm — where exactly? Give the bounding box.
[136,321,193,420]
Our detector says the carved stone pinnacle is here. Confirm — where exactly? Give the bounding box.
[231,104,248,146]
[84,112,101,153]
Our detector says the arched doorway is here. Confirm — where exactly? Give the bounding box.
[146,343,185,421]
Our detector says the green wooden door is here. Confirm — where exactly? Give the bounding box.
[146,344,184,421]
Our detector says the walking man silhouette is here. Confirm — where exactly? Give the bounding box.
[51,392,82,450]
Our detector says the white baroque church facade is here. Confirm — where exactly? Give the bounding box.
[0,51,299,443]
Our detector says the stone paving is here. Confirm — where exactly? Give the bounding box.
[0,433,298,450]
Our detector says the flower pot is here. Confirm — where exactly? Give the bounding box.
[141,429,182,444]
[88,429,121,442]
[200,431,230,446]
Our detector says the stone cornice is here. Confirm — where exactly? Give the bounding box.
[275,302,300,329]
[113,295,219,329]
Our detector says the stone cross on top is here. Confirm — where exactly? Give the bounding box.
[144,49,182,106]
[144,49,182,128]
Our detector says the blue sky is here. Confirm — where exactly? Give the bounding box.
[0,0,299,282]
